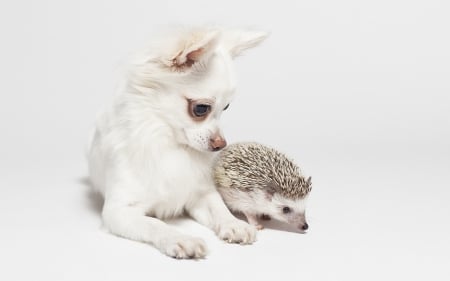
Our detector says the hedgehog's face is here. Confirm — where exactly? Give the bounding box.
[270,194,309,233]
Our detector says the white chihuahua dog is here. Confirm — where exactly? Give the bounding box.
[88,27,268,259]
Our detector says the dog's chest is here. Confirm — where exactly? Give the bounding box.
[138,149,215,216]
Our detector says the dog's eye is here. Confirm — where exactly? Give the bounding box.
[223,104,230,111]
[282,207,291,214]
[193,104,211,117]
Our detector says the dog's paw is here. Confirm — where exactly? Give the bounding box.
[216,219,257,244]
[159,235,207,259]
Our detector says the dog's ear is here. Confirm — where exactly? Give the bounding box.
[221,29,269,58]
[170,29,219,71]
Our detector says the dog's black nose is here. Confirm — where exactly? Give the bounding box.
[301,223,309,231]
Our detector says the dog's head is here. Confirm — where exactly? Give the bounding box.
[130,27,268,152]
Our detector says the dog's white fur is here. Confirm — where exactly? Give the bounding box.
[88,27,268,258]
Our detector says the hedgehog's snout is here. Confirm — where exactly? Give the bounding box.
[293,213,309,233]
[297,221,309,233]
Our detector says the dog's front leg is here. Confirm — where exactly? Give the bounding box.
[102,203,207,259]
[188,191,257,244]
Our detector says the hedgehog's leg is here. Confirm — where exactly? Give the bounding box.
[260,214,271,221]
[243,212,264,230]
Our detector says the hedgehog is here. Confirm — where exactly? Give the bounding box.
[213,142,312,232]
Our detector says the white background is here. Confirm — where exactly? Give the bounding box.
[1,0,449,280]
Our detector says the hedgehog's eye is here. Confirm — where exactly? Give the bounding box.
[223,103,230,111]
[193,104,211,117]
[282,206,291,214]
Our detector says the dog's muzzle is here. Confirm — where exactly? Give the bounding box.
[209,134,227,151]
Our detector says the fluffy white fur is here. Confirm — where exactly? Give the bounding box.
[88,26,268,259]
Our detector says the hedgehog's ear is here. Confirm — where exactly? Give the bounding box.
[305,176,312,193]
[307,177,312,188]
[263,181,279,200]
